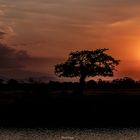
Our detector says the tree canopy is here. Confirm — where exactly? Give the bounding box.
[55,48,120,79]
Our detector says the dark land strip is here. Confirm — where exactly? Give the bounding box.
[0,94,140,128]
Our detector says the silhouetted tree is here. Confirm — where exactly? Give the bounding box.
[120,77,135,88]
[55,48,120,94]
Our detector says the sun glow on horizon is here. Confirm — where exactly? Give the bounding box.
[130,40,140,60]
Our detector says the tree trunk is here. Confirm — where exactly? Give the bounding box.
[79,75,86,95]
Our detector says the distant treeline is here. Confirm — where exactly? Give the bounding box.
[0,77,140,90]
[48,77,140,89]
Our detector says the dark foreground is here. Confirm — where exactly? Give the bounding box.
[0,94,140,128]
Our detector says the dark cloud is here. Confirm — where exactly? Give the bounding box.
[0,43,57,80]
[0,43,50,69]
[0,43,29,69]
[0,43,48,68]
[0,43,30,70]
[0,31,5,39]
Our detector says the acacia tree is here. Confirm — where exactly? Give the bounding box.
[55,48,120,94]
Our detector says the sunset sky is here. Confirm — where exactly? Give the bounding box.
[0,0,140,81]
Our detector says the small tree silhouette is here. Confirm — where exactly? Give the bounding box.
[55,48,120,95]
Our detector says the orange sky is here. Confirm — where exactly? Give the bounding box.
[0,0,140,81]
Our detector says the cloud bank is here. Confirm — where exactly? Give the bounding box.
[0,43,56,80]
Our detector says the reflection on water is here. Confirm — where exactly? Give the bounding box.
[0,128,140,140]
